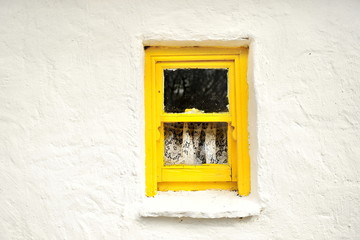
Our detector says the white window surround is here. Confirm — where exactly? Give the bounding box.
[141,39,259,219]
[140,190,262,218]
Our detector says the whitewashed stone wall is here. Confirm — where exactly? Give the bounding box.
[1,0,359,239]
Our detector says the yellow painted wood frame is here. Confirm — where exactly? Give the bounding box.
[145,47,250,197]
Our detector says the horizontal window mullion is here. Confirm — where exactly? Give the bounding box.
[161,114,231,122]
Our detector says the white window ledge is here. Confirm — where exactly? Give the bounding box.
[140,190,262,218]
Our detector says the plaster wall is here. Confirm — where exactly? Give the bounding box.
[1,0,360,239]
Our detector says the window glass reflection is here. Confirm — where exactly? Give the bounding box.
[164,69,228,113]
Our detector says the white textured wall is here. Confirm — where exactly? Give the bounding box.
[1,0,360,239]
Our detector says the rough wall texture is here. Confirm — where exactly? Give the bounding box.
[1,0,360,239]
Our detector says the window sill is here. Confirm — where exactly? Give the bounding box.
[140,190,262,218]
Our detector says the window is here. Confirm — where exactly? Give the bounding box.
[145,47,250,197]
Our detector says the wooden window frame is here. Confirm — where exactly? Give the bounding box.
[145,47,250,197]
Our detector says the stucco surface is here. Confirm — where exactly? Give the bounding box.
[1,0,360,239]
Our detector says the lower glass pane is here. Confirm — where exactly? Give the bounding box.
[164,122,228,165]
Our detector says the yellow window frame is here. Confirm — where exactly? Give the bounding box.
[145,47,250,197]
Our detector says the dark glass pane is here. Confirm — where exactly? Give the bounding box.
[164,69,228,113]
[164,122,228,165]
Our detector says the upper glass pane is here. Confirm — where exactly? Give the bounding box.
[164,68,228,113]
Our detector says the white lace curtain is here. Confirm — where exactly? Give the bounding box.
[164,122,228,165]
